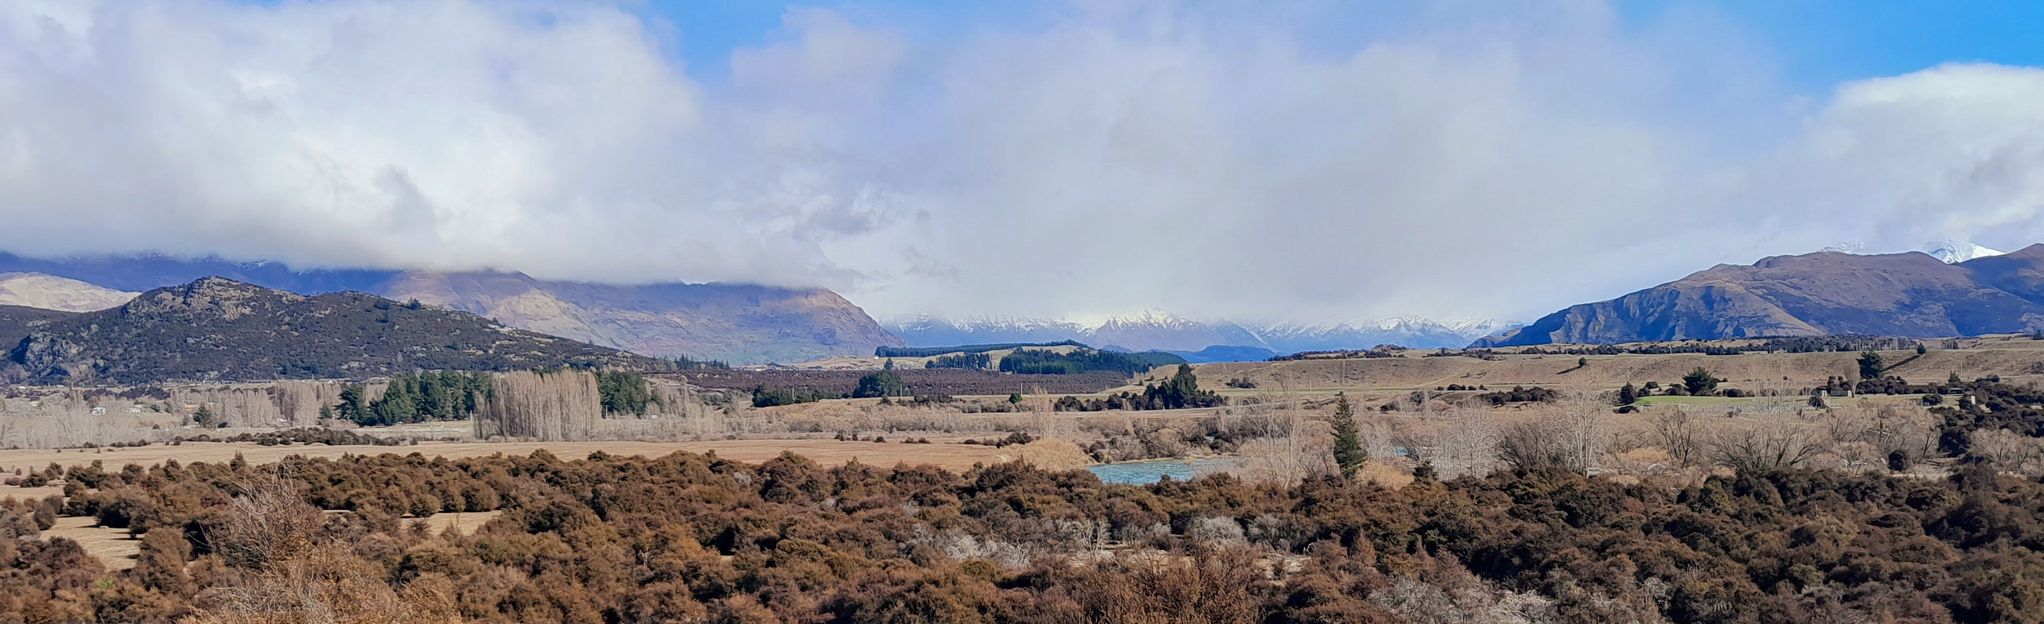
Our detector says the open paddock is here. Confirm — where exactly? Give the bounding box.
[0,437,1068,477]
[669,368,1132,397]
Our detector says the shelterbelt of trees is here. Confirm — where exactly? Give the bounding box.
[6,447,2044,622]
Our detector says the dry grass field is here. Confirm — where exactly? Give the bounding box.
[404,510,504,537]
[40,516,139,570]
[1192,343,2044,403]
[0,438,1048,477]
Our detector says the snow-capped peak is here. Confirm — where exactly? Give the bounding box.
[1081,309,1199,332]
[1925,240,2004,264]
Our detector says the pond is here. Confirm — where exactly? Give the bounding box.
[1086,457,1240,484]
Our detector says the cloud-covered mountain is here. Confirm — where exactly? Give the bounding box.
[0,251,898,364]
[888,312,1511,356]
[380,271,900,365]
[1479,245,2044,346]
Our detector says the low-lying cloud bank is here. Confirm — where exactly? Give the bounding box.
[2,1,2041,323]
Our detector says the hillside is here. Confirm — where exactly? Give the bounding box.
[0,273,136,312]
[1482,246,2044,346]
[0,251,901,364]
[0,305,74,350]
[1,278,653,384]
[380,271,898,364]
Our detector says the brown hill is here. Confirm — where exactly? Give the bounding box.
[0,273,136,312]
[378,271,902,364]
[2,278,655,384]
[1482,246,2044,346]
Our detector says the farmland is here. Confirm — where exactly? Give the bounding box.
[669,367,1132,396]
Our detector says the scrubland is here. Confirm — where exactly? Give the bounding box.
[6,341,2044,621]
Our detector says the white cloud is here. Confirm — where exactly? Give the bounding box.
[1,1,2042,324]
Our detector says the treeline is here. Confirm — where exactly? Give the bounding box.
[335,370,659,426]
[11,447,2044,621]
[1054,364,1225,412]
[876,340,1085,358]
[751,369,909,407]
[924,352,991,369]
[333,371,490,426]
[1270,345,1405,361]
[1515,335,1922,356]
[671,354,729,370]
[999,348,1181,375]
[750,386,839,407]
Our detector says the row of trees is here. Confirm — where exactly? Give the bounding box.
[924,352,992,370]
[330,370,659,426]
[998,348,1174,375]
[1053,365,1225,411]
[332,371,490,426]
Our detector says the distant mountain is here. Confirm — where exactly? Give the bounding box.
[0,273,136,312]
[886,315,1091,347]
[1252,318,1514,353]
[0,251,393,293]
[889,312,1509,354]
[0,251,899,364]
[1165,345,1280,364]
[1,278,654,384]
[1479,245,2044,347]
[1089,310,1266,353]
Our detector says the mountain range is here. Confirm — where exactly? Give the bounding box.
[2,278,654,384]
[0,251,899,364]
[889,311,1513,357]
[1480,244,2044,346]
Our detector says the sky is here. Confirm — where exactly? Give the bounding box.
[2,1,2043,325]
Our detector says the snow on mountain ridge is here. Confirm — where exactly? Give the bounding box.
[1925,239,2004,264]
[888,312,1517,353]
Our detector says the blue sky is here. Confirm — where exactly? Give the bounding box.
[1666,1,2044,86]
[637,1,2044,91]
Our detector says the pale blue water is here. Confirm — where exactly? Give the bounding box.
[1086,457,1239,484]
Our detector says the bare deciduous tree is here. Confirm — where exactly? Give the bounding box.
[474,370,601,441]
[1971,428,2044,475]
[1495,394,1608,475]
[1650,409,1704,468]
[1709,424,1822,474]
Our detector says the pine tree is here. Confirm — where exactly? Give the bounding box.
[1681,367,1721,396]
[1616,383,1638,406]
[1858,351,1884,380]
[337,385,366,423]
[1330,393,1366,481]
